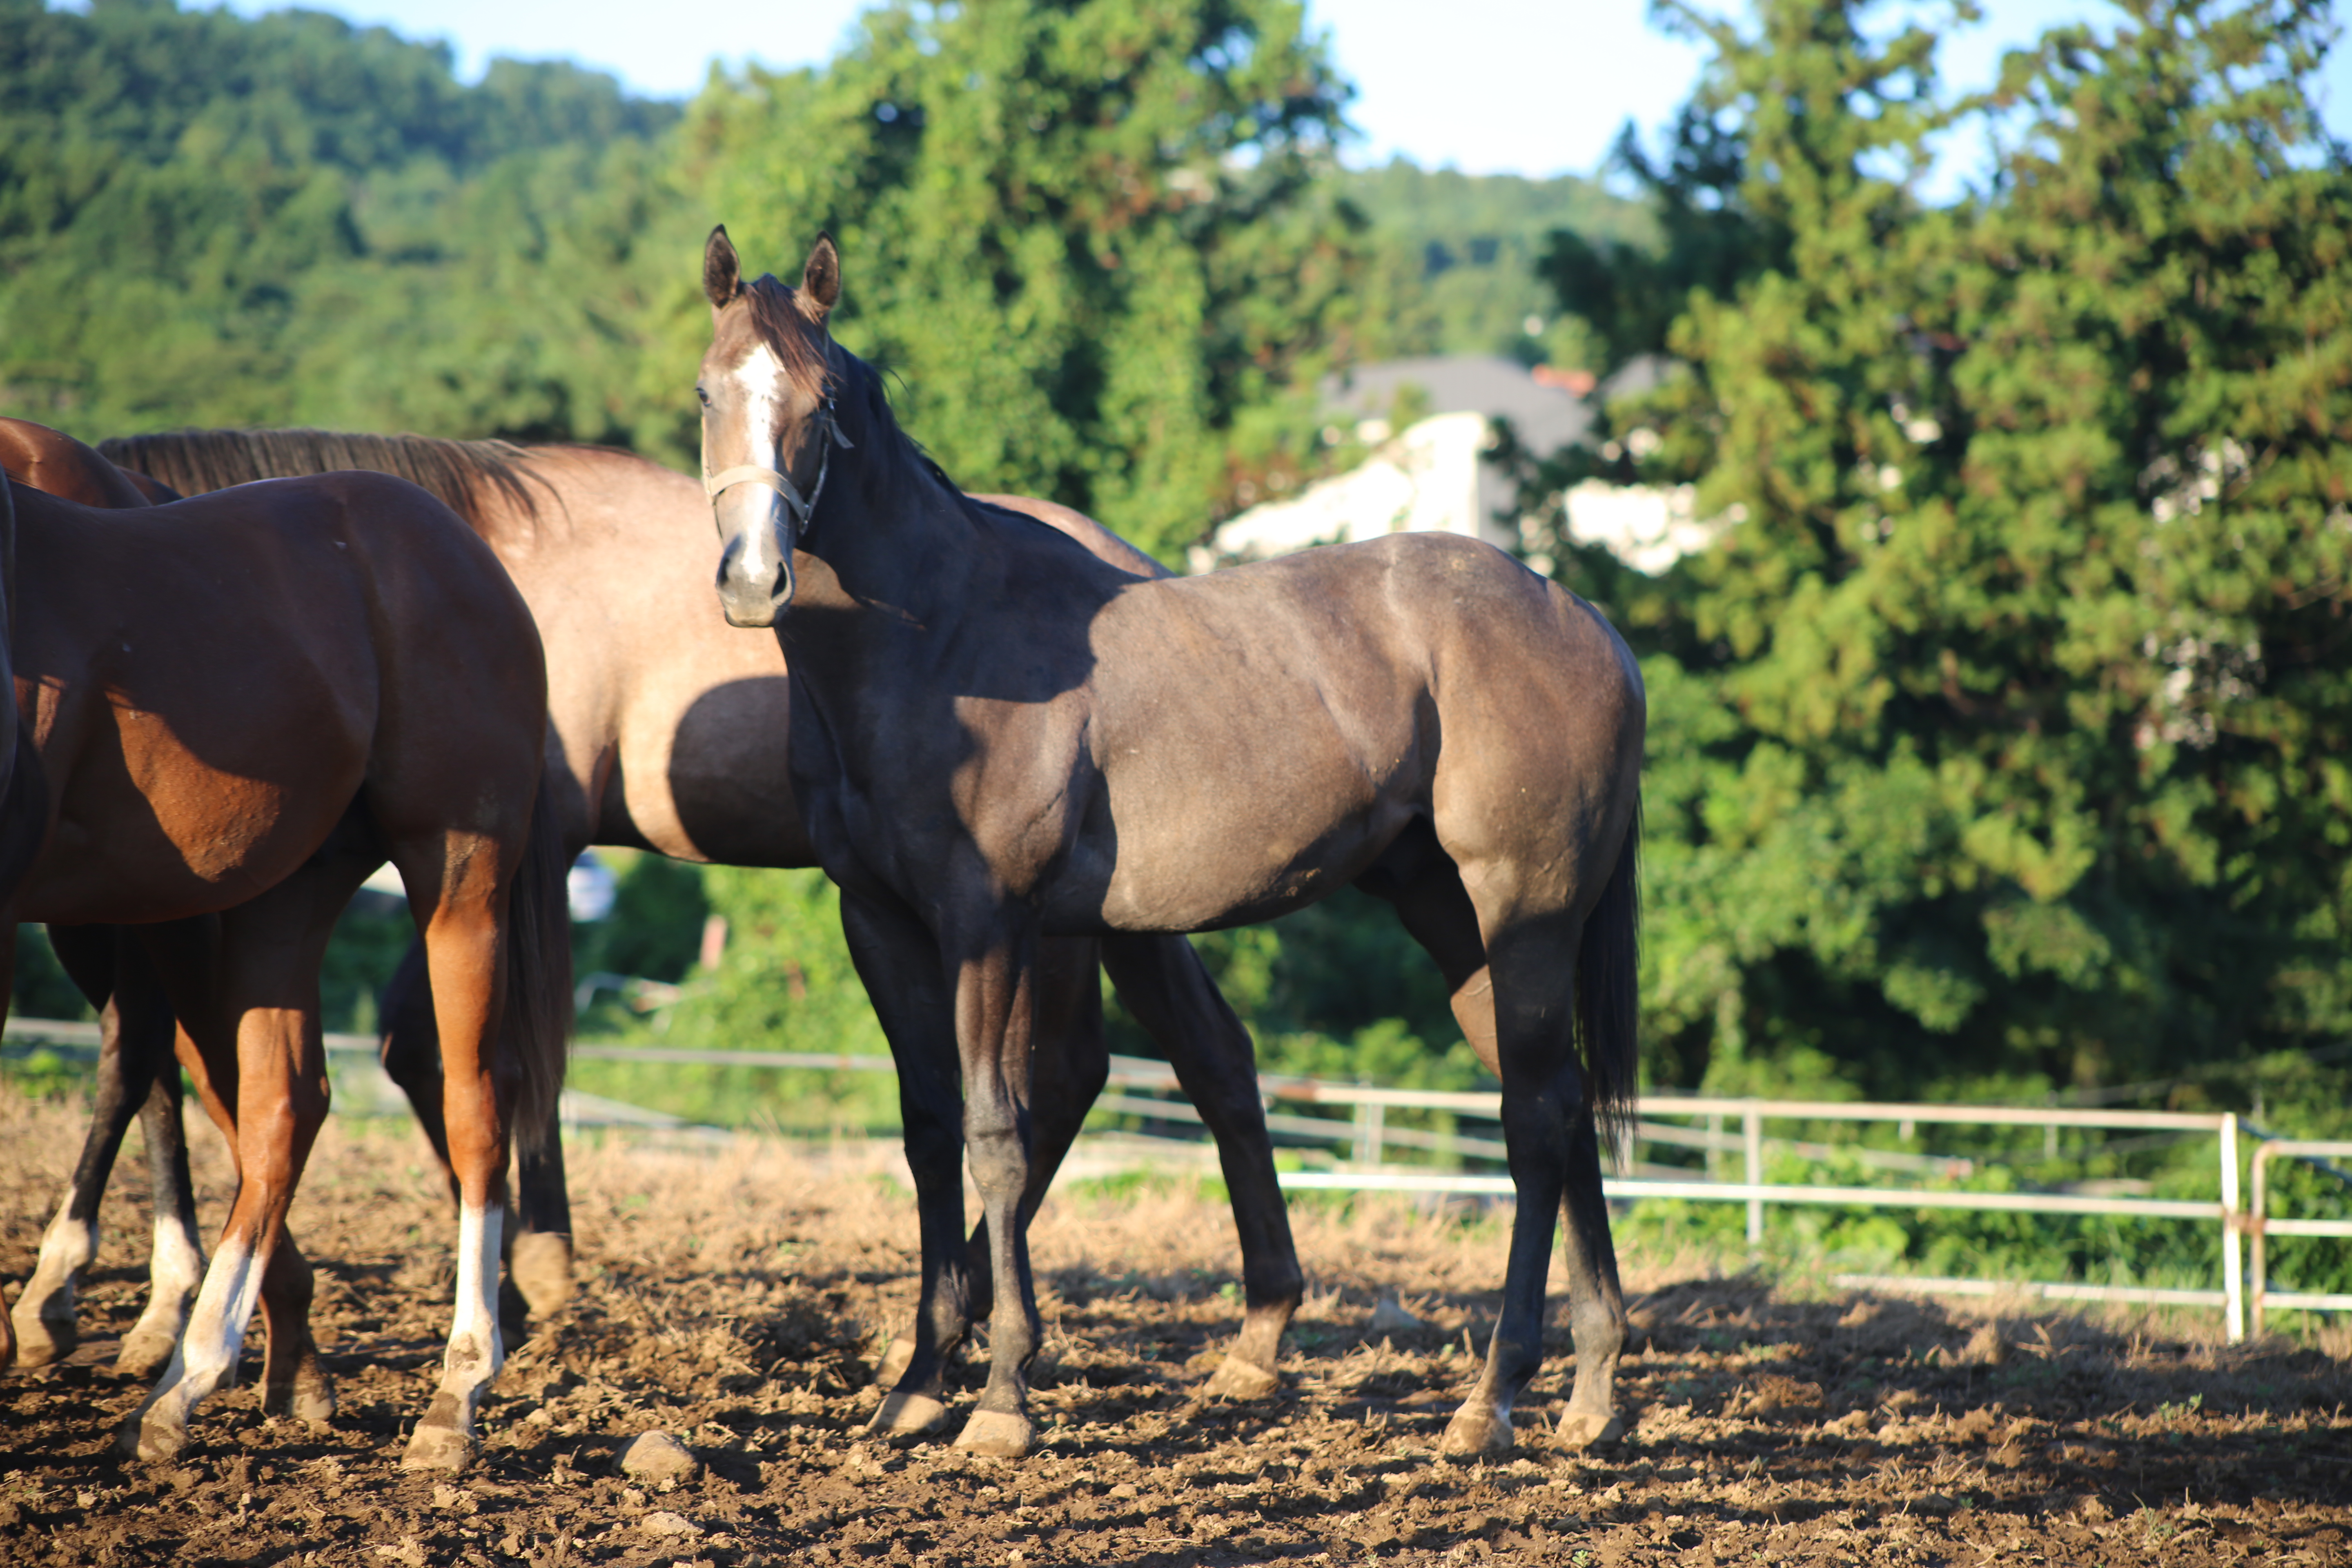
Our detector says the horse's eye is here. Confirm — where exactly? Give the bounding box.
[695,385,711,408]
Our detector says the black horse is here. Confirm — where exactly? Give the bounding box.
[695,228,1647,1460]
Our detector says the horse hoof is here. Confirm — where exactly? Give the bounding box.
[115,1329,179,1381]
[402,1423,477,1472]
[10,1311,73,1369]
[1439,1405,1514,1457]
[268,1374,338,1428]
[294,1383,338,1428]
[126,1415,189,1465]
[1202,1356,1279,1400]
[952,1410,1033,1460]
[510,1231,575,1321]
[868,1390,950,1439]
[873,1337,917,1388]
[1554,1411,1625,1451]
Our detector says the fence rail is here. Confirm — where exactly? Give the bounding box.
[9,1018,2345,1341]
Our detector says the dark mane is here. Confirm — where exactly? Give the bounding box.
[95,428,561,536]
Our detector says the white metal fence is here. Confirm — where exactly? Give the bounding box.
[8,1018,2346,1342]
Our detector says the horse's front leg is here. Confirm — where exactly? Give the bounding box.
[947,912,1045,1460]
[951,935,1109,1334]
[842,888,972,1438]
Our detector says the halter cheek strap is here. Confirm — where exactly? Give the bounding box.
[703,394,856,542]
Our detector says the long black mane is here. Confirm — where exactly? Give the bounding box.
[97,428,560,534]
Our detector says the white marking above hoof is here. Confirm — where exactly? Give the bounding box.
[951,1409,1033,1460]
[867,1390,951,1439]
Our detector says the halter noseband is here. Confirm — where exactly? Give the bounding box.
[703,390,855,542]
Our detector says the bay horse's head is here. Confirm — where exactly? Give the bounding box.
[697,225,846,628]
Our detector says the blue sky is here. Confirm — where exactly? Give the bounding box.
[217,0,2352,179]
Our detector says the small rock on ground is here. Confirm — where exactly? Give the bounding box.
[616,1430,702,1483]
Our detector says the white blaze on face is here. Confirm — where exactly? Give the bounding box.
[727,341,793,581]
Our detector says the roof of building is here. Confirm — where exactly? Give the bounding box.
[1323,354,1593,456]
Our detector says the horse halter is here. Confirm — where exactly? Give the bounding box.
[702,390,855,544]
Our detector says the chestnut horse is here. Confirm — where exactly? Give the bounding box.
[0,417,210,1379]
[0,419,570,1470]
[90,425,1303,1417]
[696,230,1646,1460]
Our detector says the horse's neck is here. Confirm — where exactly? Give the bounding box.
[807,425,998,630]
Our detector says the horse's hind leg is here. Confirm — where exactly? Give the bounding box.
[119,1037,207,1380]
[1436,912,1616,1457]
[12,925,172,1368]
[378,939,454,1190]
[257,1233,333,1425]
[508,1111,574,1325]
[122,870,349,1462]
[1551,1102,1627,1450]
[1101,931,1303,1400]
[395,834,524,1473]
[381,935,573,1333]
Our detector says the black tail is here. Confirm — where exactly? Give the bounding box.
[504,773,574,1151]
[1576,790,1642,1160]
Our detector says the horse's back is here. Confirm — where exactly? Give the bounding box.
[1067,532,1641,929]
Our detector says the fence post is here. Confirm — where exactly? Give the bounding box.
[1354,1101,1385,1167]
[2219,1113,2244,1343]
[1744,1103,1765,1249]
[2250,1144,2270,1339]
[1707,1113,1724,1183]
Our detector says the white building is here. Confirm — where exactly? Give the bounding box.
[1196,354,1727,576]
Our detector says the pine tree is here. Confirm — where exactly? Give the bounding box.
[1533,0,2352,1097]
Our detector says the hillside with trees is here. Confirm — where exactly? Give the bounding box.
[7,0,2349,1198]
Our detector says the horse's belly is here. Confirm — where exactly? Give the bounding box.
[22,797,340,924]
[20,713,370,924]
[1058,798,1412,934]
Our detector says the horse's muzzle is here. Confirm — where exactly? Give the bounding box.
[715,517,794,628]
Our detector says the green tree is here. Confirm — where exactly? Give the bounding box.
[0,0,685,445]
[674,0,1365,561]
[1530,0,2352,1099]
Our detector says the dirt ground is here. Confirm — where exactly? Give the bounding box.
[2,1088,2348,1568]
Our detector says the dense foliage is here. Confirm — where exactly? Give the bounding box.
[1524,0,2352,1114]
[0,0,690,446]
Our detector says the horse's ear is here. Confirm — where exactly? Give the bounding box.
[704,225,742,309]
[800,233,840,322]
